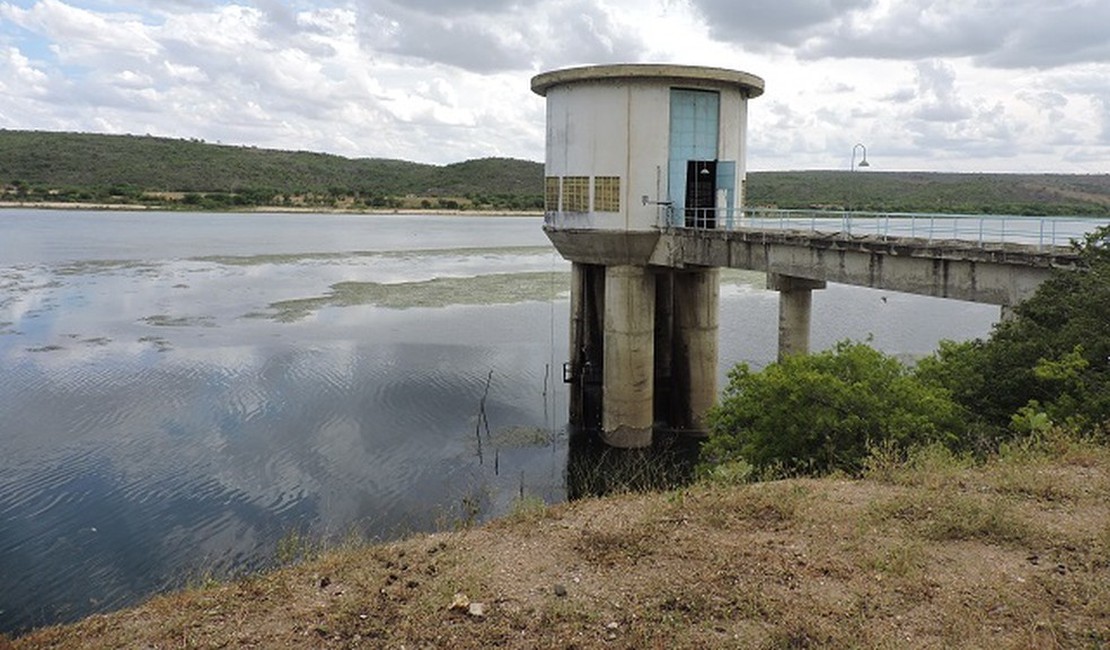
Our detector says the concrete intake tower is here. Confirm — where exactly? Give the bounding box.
[531,64,765,448]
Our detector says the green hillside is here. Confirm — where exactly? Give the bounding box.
[747,170,1110,216]
[1,130,1108,215]
[0,130,543,210]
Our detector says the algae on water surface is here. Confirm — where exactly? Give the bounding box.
[260,271,571,322]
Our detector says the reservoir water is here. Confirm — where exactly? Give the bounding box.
[0,209,998,634]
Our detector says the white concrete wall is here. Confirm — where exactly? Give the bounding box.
[626,84,671,230]
[544,79,750,232]
[718,87,748,211]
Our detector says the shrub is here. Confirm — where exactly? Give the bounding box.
[916,226,1110,437]
[702,341,962,476]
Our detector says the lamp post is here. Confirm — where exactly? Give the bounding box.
[850,143,870,171]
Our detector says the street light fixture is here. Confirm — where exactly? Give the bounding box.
[851,143,870,171]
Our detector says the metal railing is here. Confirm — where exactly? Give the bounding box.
[670,208,1108,250]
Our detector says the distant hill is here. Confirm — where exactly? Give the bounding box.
[0,130,541,197]
[1,130,1107,215]
[746,170,1110,216]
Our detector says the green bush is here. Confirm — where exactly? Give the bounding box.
[916,226,1110,436]
[702,341,962,476]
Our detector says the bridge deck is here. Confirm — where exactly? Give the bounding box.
[546,224,1085,307]
[662,227,1081,306]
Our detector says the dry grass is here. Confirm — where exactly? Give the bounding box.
[5,438,1109,649]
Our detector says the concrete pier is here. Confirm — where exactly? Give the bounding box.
[652,272,675,428]
[568,262,585,426]
[768,273,826,360]
[602,265,656,448]
[673,269,719,432]
[568,264,721,445]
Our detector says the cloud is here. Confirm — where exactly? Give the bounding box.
[357,0,649,73]
[908,60,972,122]
[378,0,542,15]
[0,46,49,93]
[1,0,162,66]
[799,0,1110,69]
[359,8,533,73]
[690,0,874,47]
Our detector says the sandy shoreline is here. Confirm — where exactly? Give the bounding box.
[0,201,543,217]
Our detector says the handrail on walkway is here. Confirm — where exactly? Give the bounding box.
[667,207,1108,250]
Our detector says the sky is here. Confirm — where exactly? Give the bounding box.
[0,0,1108,173]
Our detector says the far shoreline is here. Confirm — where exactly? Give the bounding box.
[0,201,544,217]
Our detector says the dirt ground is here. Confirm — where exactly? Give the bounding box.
[5,440,1109,649]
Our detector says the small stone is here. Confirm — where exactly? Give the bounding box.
[468,602,486,618]
[554,584,568,597]
[449,593,470,612]
[606,622,619,630]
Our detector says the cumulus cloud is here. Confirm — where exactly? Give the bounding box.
[908,60,972,122]
[357,0,649,73]
[0,46,49,92]
[690,0,874,47]
[800,0,1110,69]
[377,0,542,15]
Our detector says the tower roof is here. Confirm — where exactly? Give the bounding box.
[531,64,765,98]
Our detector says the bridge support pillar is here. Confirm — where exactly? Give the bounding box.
[566,261,721,447]
[568,263,605,431]
[568,262,585,427]
[769,273,826,360]
[673,268,719,434]
[603,265,656,448]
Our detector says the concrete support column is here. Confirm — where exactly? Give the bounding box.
[673,268,720,434]
[568,262,585,426]
[653,272,675,427]
[603,265,655,448]
[769,273,826,361]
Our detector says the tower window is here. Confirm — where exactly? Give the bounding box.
[562,176,589,212]
[544,176,561,211]
[593,176,620,212]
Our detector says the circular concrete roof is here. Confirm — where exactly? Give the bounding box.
[531,63,765,98]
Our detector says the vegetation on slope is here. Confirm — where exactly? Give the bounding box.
[0,130,543,211]
[746,169,1110,215]
[2,130,1109,214]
